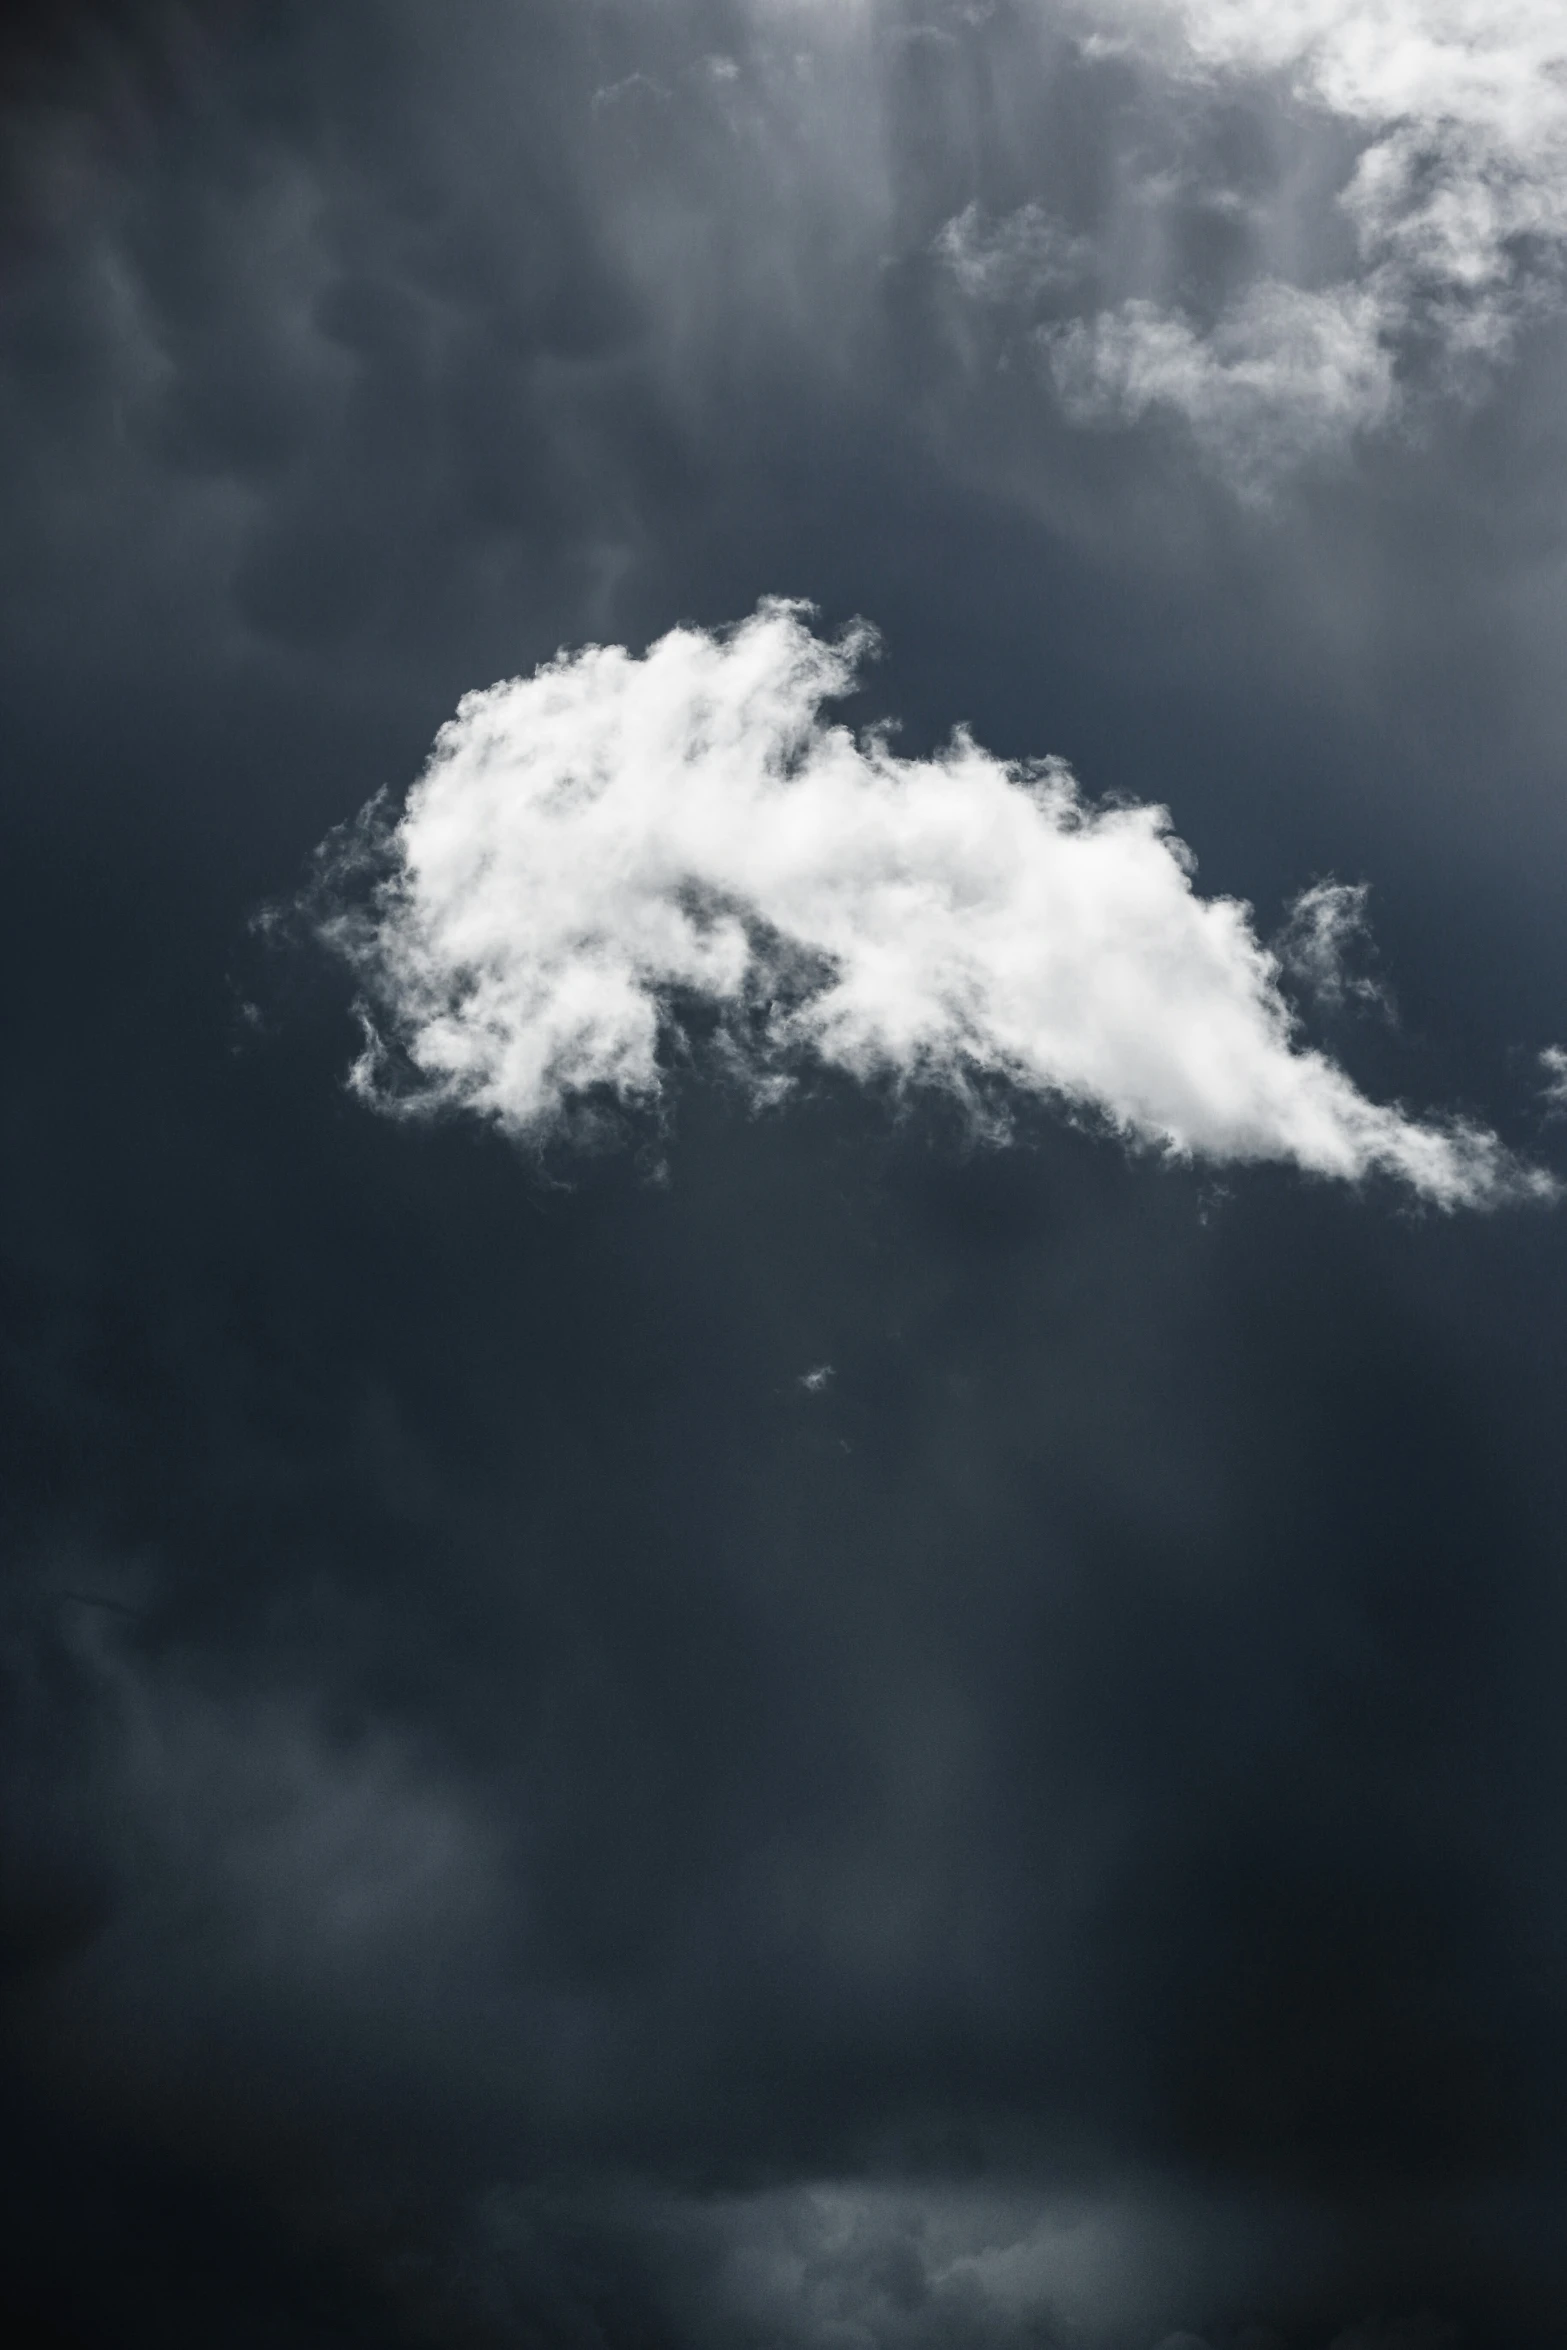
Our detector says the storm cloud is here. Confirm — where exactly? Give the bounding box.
[4,5,1567,2349]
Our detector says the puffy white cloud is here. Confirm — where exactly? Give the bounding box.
[1147,0,1567,156]
[1152,0,1567,323]
[313,601,1547,1207]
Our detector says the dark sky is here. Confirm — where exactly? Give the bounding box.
[5,5,1567,2345]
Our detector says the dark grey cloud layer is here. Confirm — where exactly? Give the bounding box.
[4,5,1567,2346]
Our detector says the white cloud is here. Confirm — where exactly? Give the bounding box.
[1539,1044,1567,1116]
[1155,0,1567,296]
[312,600,1548,1208]
[1275,878,1391,1015]
[1017,0,1567,477]
[1148,0,1567,150]
[1046,281,1397,487]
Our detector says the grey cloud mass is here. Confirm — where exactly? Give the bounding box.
[968,0,1567,485]
[3,4,1567,2349]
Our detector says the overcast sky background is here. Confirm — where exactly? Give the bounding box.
[6,4,1567,2345]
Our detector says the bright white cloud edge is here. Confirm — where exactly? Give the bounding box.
[312,601,1549,1210]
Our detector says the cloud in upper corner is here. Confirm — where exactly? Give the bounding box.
[304,600,1549,1209]
[938,0,1567,485]
[621,2174,1330,2350]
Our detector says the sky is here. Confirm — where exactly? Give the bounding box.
[4,3,1567,2344]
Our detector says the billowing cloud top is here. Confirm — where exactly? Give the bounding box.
[314,601,1542,1207]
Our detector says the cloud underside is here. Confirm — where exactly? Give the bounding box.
[315,602,1542,1208]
